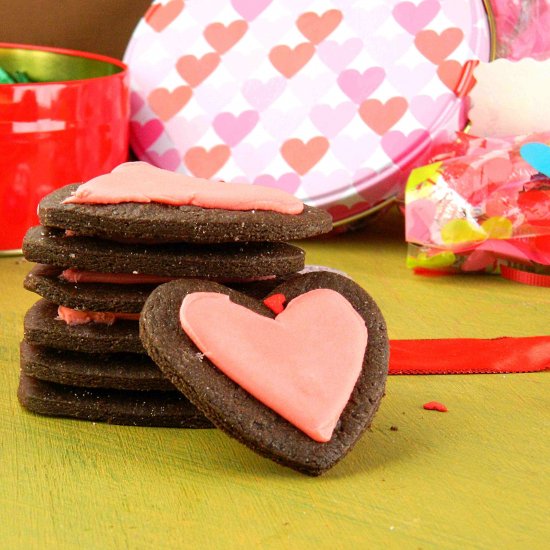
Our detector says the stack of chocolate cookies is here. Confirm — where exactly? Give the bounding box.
[20,162,332,428]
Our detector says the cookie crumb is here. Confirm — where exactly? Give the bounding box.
[423,401,448,412]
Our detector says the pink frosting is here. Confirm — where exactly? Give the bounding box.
[60,269,276,285]
[180,289,368,443]
[56,306,140,325]
[62,162,304,215]
[61,269,175,285]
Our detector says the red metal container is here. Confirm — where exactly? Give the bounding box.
[0,43,129,252]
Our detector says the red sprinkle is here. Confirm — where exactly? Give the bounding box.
[423,401,448,412]
[263,293,286,314]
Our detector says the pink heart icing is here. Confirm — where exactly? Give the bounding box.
[180,289,368,442]
[62,162,304,214]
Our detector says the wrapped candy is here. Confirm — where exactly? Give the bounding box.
[405,132,550,282]
[492,0,550,61]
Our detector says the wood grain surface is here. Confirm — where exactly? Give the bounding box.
[1,210,548,549]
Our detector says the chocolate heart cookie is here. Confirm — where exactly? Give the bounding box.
[23,226,305,279]
[38,162,332,243]
[18,373,212,428]
[139,271,389,476]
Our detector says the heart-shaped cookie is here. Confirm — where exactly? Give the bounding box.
[39,163,332,244]
[139,272,389,475]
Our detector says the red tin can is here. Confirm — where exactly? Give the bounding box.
[0,43,129,252]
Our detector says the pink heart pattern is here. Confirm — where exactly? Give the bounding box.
[130,91,145,114]
[337,67,385,104]
[231,0,273,22]
[241,77,287,111]
[317,38,363,73]
[213,111,259,146]
[130,119,164,150]
[393,0,440,35]
[385,63,436,96]
[410,93,455,126]
[310,102,356,138]
[147,148,182,172]
[254,173,301,194]
[125,0,490,214]
[382,129,432,168]
[232,142,278,176]
[332,135,378,170]
[261,107,304,141]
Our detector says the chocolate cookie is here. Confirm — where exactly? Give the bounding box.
[23,226,305,279]
[139,272,389,476]
[24,300,144,354]
[18,373,212,428]
[24,265,153,313]
[39,184,332,244]
[24,264,287,313]
[20,341,173,391]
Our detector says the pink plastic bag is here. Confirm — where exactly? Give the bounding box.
[492,0,550,60]
[405,132,550,275]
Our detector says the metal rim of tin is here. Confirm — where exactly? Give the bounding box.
[333,0,497,228]
[0,249,24,257]
[0,42,127,85]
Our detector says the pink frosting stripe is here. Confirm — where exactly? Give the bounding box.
[180,289,367,442]
[56,306,140,325]
[61,269,175,285]
[62,162,304,215]
[60,269,277,285]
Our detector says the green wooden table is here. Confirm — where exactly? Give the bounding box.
[1,210,548,549]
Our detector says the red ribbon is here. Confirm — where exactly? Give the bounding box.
[389,336,550,375]
[500,265,550,287]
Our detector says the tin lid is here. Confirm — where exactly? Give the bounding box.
[124,0,491,223]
